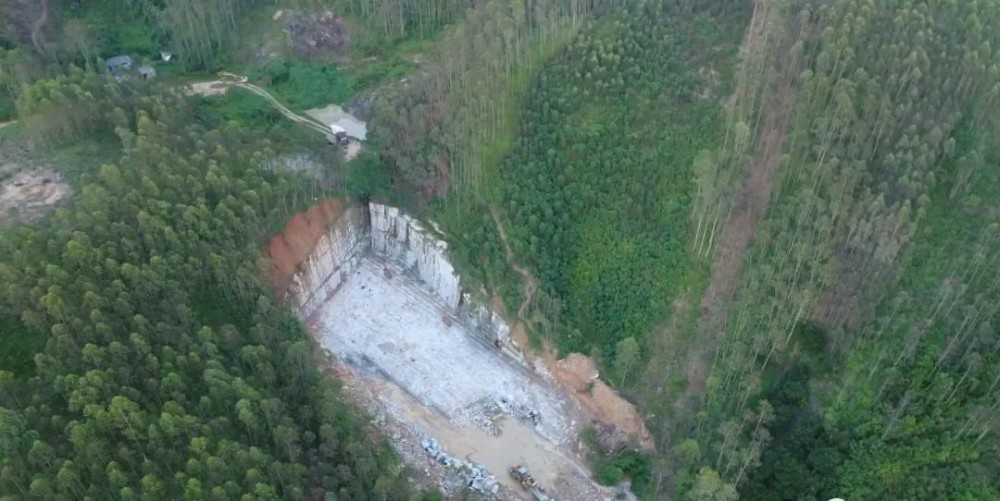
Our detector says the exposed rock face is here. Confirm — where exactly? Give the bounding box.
[265,200,510,345]
[286,11,351,63]
[370,203,460,308]
[264,200,368,318]
[265,198,653,455]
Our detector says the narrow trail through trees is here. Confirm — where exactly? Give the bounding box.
[30,0,49,54]
[686,21,802,394]
[489,204,538,324]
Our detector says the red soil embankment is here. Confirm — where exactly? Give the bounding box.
[264,199,347,299]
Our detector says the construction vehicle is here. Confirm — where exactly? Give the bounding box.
[509,464,537,489]
[510,464,556,500]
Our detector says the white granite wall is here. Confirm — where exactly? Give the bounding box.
[369,203,462,310]
[287,201,511,344]
[290,204,368,318]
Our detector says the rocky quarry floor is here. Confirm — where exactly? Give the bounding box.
[309,258,611,500]
[267,202,649,500]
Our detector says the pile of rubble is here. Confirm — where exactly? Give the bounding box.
[497,397,543,427]
[285,10,350,62]
[451,396,544,437]
[451,398,502,436]
[420,437,499,495]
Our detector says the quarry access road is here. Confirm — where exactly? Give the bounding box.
[186,73,334,139]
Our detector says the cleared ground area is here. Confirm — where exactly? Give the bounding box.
[0,169,69,225]
[311,258,607,500]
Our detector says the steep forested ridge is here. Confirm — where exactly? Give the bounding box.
[687,0,999,498]
[371,0,999,498]
[492,3,745,355]
[0,89,425,499]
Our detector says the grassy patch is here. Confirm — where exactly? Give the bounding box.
[348,30,433,89]
[44,132,123,183]
[0,314,45,377]
[479,10,739,357]
[192,88,287,132]
[0,93,15,122]
[0,121,21,142]
[251,59,355,110]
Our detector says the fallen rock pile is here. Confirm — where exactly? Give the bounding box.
[420,437,499,495]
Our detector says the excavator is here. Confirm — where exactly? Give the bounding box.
[509,464,537,489]
[509,464,554,500]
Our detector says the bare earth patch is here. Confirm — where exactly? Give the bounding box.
[553,354,655,450]
[0,168,70,225]
[185,80,231,97]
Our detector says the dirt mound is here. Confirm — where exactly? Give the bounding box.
[264,198,346,298]
[553,353,655,450]
[511,327,655,450]
[556,353,599,392]
[0,168,69,225]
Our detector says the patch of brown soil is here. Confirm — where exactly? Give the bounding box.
[264,198,346,298]
[0,168,69,225]
[510,327,655,450]
[554,354,655,450]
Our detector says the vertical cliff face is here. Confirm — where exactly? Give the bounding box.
[291,205,368,318]
[369,203,461,309]
[369,203,512,347]
[265,200,511,347]
[264,200,368,318]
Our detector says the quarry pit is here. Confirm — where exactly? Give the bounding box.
[266,200,622,500]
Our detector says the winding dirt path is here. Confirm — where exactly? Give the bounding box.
[489,204,538,323]
[30,0,49,54]
[187,72,334,138]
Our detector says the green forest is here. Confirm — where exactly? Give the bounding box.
[1,0,997,499]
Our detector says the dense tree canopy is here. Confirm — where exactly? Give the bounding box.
[0,0,996,499]
[372,0,998,499]
[0,88,428,499]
